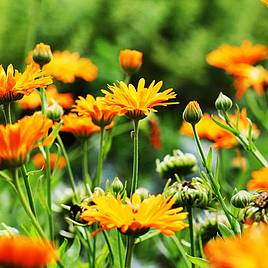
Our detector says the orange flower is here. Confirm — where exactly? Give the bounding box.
[207,40,268,72]
[72,95,119,127]
[0,64,52,104]
[0,235,57,268]
[204,223,268,268]
[180,109,259,149]
[229,64,268,99]
[102,78,178,120]
[261,0,268,7]
[119,49,143,74]
[32,152,66,170]
[43,50,97,83]
[17,85,74,110]
[247,167,268,191]
[148,116,161,150]
[0,113,52,169]
[61,113,101,137]
[80,192,188,236]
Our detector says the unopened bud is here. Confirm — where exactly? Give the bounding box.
[183,101,202,125]
[32,43,52,67]
[111,177,124,195]
[231,190,252,208]
[135,187,150,201]
[119,49,143,75]
[46,100,64,122]
[215,92,232,112]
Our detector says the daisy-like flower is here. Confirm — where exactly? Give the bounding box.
[72,95,119,127]
[119,49,143,74]
[0,113,52,169]
[204,223,268,268]
[247,167,268,191]
[0,63,52,104]
[43,50,98,83]
[80,192,188,237]
[102,78,178,120]
[32,152,66,171]
[207,40,268,72]
[17,85,74,110]
[61,113,102,137]
[0,235,57,268]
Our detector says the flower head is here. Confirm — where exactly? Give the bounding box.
[261,0,268,7]
[61,113,101,137]
[32,42,52,67]
[80,192,188,237]
[0,113,52,169]
[247,167,268,191]
[0,235,57,268]
[119,49,143,74]
[72,95,118,127]
[32,152,66,171]
[0,64,52,104]
[204,223,268,268]
[102,78,178,120]
[183,101,203,125]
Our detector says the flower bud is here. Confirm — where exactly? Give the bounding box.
[231,190,252,208]
[46,100,64,122]
[135,187,150,201]
[183,101,202,125]
[32,43,52,67]
[215,92,232,112]
[119,49,143,75]
[111,176,124,195]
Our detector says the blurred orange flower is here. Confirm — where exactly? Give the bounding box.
[0,235,57,268]
[102,78,178,120]
[119,49,143,74]
[204,223,268,268]
[0,113,52,169]
[0,64,52,105]
[32,152,66,170]
[247,167,268,191]
[148,116,162,150]
[261,0,268,6]
[61,113,101,137]
[17,85,74,110]
[207,41,268,72]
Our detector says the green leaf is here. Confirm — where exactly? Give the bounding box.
[62,236,81,268]
[206,147,213,171]
[186,254,209,268]
[218,223,234,237]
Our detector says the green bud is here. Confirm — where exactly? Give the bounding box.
[32,43,53,67]
[215,92,233,112]
[46,100,64,122]
[111,176,124,195]
[183,101,202,125]
[135,187,150,201]
[231,190,252,208]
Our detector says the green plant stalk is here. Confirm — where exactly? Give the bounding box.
[125,237,135,268]
[118,231,123,268]
[130,120,139,195]
[192,125,240,234]
[103,231,114,264]
[187,207,195,268]
[3,103,12,124]
[171,235,191,268]
[57,135,79,203]
[39,87,47,115]
[11,168,46,239]
[21,165,36,216]
[82,138,92,193]
[94,127,105,188]
[124,73,131,84]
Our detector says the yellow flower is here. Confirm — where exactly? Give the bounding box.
[80,192,188,237]
[102,78,178,120]
[261,0,268,7]
[0,235,57,268]
[247,167,268,191]
[204,223,268,268]
[119,49,143,74]
[0,64,52,104]
[72,95,119,127]
[0,113,52,169]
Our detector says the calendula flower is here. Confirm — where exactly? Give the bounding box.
[0,113,52,169]
[119,49,143,74]
[43,50,97,83]
[247,167,268,191]
[32,42,52,66]
[32,152,66,170]
[229,64,268,98]
[81,192,188,236]
[0,64,52,104]
[73,95,119,127]
[61,113,101,137]
[261,0,268,7]
[0,235,57,268]
[204,223,268,268]
[102,78,178,120]
[207,40,268,72]
[17,85,74,110]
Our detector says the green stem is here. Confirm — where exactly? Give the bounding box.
[82,138,92,193]
[118,231,123,268]
[103,231,114,264]
[3,103,12,124]
[124,73,131,84]
[125,237,135,268]
[130,120,139,195]
[11,168,47,239]
[187,207,195,268]
[171,235,191,268]
[20,165,36,216]
[94,127,105,188]
[57,135,79,203]
[39,87,47,115]
[192,124,240,234]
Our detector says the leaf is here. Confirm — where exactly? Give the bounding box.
[218,223,234,237]
[135,229,160,244]
[186,254,209,268]
[206,147,213,171]
[62,235,81,268]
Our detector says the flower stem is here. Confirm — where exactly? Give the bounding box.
[192,124,240,234]
[171,235,191,268]
[82,138,92,193]
[187,207,195,268]
[39,87,47,115]
[118,231,123,268]
[3,103,12,124]
[130,120,139,195]
[94,127,105,188]
[124,73,131,84]
[125,237,135,268]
